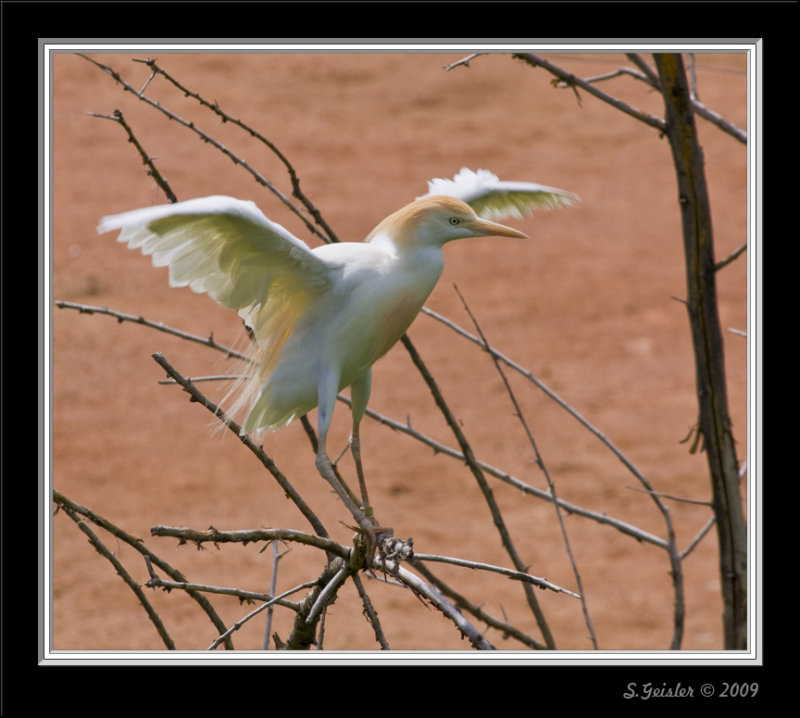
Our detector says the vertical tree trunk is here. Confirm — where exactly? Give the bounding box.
[654,53,747,649]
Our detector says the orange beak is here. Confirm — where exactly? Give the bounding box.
[467,216,528,239]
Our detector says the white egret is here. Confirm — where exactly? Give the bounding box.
[98,168,576,548]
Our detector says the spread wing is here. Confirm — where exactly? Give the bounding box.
[97,195,338,342]
[420,167,578,221]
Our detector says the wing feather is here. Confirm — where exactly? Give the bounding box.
[98,195,337,341]
[420,167,578,221]
[99,195,343,433]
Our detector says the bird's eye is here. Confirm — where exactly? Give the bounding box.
[449,217,460,225]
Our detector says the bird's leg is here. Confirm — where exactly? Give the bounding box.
[349,423,371,515]
[316,371,386,564]
[315,448,386,569]
[349,370,375,514]
[314,449,370,528]
[350,375,393,531]
[348,371,393,552]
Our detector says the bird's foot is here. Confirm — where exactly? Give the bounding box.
[345,520,396,570]
[377,535,414,572]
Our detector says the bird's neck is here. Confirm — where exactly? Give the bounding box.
[365,229,445,294]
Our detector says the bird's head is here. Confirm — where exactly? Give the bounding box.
[366,195,527,250]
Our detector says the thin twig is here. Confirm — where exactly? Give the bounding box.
[680,460,747,560]
[454,286,596,647]
[263,541,283,649]
[338,395,669,549]
[79,53,330,243]
[208,580,318,650]
[567,66,654,88]
[88,109,178,203]
[158,374,246,385]
[512,53,667,133]
[400,334,556,648]
[715,242,747,272]
[352,573,391,649]
[390,565,495,650]
[54,301,248,361]
[625,486,714,507]
[150,353,329,539]
[690,97,747,144]
[132,57,340,244]
[55,498,176,650]
[443,52,487,71]
[413,552,580,598]
[144,560,301,612]
[305,564,351,625]
[408,560,545,649]
[625,53,661,87]
[150,524,349,558]
[53,490,234,649]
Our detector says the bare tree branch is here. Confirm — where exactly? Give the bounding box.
[53,490,235,649]
[131,57,341,244]
[78,53,331,243]
[55,300,248,361]
[400,334,556,649]
[454,286,597,648]
[655,53,747,649]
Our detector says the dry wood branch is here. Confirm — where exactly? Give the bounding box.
[715,242,748,272]
[400,334,556,648]
[55,300,248,361]
[408,560,545,649]
[512,53,668,132]
[207,580,319,651]
[625,53,661,86]
[150,525,350,558]
[56,498,175,649]
[151,352,329,539]
[352,573,390,649]
[389,565,495,650]
[421,306,652,486]
[452,52,746,144]
[88,109,178,203]
[79,53,329,243]
[53,490,233,649]
[339,394,670,549]
[455,287,597,647]
[131,57,340,244]
[143,556,305,612]
[413,552,580,598]
[655,53,747,650]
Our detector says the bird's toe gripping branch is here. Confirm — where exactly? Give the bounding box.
[314,450,398,568]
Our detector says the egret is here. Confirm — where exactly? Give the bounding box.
[98,168,576,551]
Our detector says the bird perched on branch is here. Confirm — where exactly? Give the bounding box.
[99,168,576,542]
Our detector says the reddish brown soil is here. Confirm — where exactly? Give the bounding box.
[50,51,749,656]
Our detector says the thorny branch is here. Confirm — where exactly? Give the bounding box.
[448,52,746,143]
[78,53,333,244]
[53,490,233,649]
[55,300,675,552]
[454,286,598,649]
[131,57,341,244]
[88,109,178,203]
[55,52,747,651]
